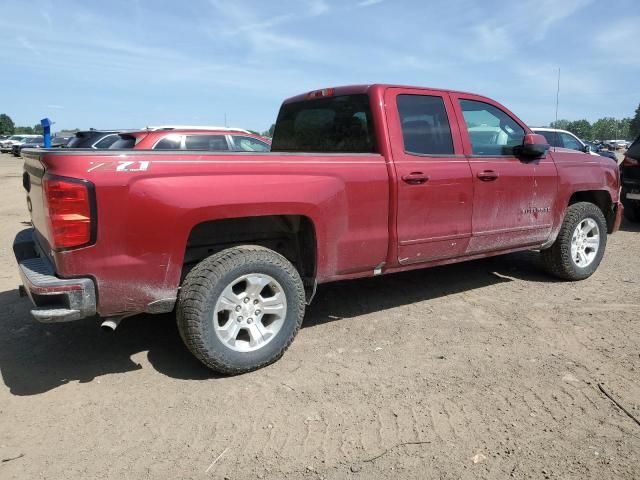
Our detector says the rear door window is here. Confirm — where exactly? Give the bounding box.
[397,95,454,155]
[232,136,270,152]
[185,135,229,151]
[459,100,525,155]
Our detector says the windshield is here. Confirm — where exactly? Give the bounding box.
[271,94,377,153]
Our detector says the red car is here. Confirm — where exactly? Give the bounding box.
[109,126,271,152]
[16,84,622,374]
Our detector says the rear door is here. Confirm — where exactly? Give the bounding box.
[452,94,556,253]
[385,88,473,264]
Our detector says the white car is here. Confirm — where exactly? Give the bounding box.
[0,135,40,153]
[532,128,600,156]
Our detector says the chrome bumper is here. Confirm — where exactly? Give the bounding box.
[14,229,96,322]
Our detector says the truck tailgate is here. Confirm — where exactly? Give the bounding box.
[22,150,49,250]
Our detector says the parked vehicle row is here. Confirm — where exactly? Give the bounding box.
[532,128,620,163]
[2,127,271,157]
[604,139,631,150]
[11,136,72,156]
[14,84,622,374]
[0,134,40,153]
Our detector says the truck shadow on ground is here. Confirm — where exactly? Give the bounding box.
[0,251,554,396]
[620,217,640,232]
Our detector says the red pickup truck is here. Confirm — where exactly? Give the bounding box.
[15,84,623,374]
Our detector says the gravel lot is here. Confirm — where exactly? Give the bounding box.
[0,152,638,479]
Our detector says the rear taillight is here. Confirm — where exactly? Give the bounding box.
[43,176,95,250]
[622,156,639,167]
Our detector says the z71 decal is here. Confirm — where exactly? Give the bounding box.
[87,161,150,173]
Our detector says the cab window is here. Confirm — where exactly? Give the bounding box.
[459,100,524,155]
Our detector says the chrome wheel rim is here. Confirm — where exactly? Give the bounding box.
[213,273,287,353]
[570,218,600,268]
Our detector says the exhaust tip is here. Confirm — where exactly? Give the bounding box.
[100,318,120,332]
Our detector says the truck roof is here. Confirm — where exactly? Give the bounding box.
[282,84,486,104]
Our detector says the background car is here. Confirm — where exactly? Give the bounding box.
[12,136,73,156]
[65,130,121,149]
[12,135,44,156]
[0,134,39,153]
[585,141,619,162]
[620,135,640,222]
[532,127,609,158]
[108,127,271,152]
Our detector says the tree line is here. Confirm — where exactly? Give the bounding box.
[547,103,640,142]
[0,113,46,135]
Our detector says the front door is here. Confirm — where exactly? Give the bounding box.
[385,88,473,264]
[453,95,556,253]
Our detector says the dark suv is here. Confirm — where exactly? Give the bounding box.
[621,135,640,222]
[65,130,120,149]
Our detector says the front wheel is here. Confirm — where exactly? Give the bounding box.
[177,246,306,374]
[541,202,607,281]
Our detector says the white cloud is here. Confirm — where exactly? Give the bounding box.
[357,0,384,6]
[518,0,593,40]
[308,0,330,15]
[463,25,514,62]
[594,17,640,66]
[17,36,41,55]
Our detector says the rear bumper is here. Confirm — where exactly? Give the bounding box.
[14,229,96,323]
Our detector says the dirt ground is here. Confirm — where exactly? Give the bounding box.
[0,152,638,480]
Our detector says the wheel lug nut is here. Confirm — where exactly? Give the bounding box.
[253,299,259,305]
[235,306,241,312]
[255,310,261,315]
[244,297,250,303]
[237,316,243,322]
[247,318,253,324]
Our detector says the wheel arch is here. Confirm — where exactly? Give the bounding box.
[568,190,616,233]
[182,214,318,299]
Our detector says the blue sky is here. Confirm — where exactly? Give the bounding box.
[1,0,638,132]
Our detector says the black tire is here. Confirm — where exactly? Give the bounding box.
[177,246,305,374]
[541,202,607,281]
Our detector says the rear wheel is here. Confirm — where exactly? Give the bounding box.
[541,202,607,280]
[177,246,305,374]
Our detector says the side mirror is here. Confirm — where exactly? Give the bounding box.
[515,133,550,158]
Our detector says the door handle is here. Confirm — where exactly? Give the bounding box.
[477,170,499,182]
[402,172,429,185]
